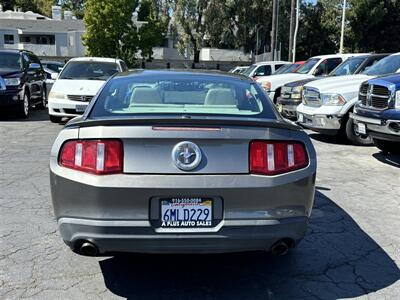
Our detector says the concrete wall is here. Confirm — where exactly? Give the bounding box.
[200,48,251,62]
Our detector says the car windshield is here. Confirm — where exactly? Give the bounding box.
[89,73,276,119]
[242,64,258,76]
[273,64,291,75]
[59,61,119,80]
[0,53,21,70]
[296,58,319,74]
[330,57,365,76]
[43,63,64,73]
[362,55,400,76]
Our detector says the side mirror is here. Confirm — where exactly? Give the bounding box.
[29,63,41,70]
[51,73,59,80]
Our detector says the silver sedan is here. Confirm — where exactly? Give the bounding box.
[50,70,317,256]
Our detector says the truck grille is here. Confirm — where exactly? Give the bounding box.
[302,87,321,107]
[67,95,94,102]
[359,84,390,110]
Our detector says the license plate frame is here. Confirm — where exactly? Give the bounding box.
[357,123,366,135]
[159,197,214,228]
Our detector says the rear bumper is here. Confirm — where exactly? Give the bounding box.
[59,216,308,254]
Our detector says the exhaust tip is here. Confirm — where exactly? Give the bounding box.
[79,241,98,256]
[270,240,290,256]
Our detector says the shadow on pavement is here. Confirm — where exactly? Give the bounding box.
[372,152,400,168]
[99,191,399,300]
[0,109,50,122]
[308,133,350,146]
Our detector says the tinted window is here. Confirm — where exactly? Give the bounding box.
[296,58,319,74]
[330,57,364,76]
[274,64,285,71]
[59,61,119,80]
[363,55,400,76]
[89,74,276,119]
[0,53,21,70]
[254,65,271,76]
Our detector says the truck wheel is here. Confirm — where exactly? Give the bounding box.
[49,115,62,123]
[373,139,400,155]
[345,117,372,146]
[17,92,30,119]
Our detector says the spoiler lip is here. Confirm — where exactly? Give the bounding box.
[65,115,301,131]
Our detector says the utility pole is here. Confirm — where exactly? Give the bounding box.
[339,0,347,54]
[292,0,299,62]
[270,0,279,61]
[288,0,296,62]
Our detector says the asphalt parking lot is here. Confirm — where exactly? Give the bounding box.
[0,109,399,300]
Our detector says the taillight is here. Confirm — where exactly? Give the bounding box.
[59,140,123,175]
[250,141,308,175]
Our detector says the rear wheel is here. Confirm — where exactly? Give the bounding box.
[373,139,400,154]
[345,117,372,146]
[49,115,62,123]
[17,92,29,119]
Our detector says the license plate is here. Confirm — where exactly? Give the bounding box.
[298,113,304,123]
[76,105,88,112]
[160,197,213,228]
[357,123,366,134]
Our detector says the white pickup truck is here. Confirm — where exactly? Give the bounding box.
[256,54,359,103]
[296,53,400,145]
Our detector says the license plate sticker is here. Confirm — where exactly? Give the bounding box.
[160,197,212,228]
[357,123,366,135]
[298,113,304,123]
[76,104,88,112]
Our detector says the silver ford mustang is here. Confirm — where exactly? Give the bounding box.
[50,70,316,256]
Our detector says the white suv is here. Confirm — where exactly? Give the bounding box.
[48,57,128,123]
[242,61,291,79]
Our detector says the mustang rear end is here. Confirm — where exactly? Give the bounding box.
[50,70,316,255]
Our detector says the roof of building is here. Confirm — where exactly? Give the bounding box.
[0,10,51,20]
[0,18,84,33]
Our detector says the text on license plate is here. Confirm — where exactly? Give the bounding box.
[161,197,212,227]
[357,123,366,135]
[76,105,88,112]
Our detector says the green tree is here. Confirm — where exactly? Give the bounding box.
[173,0,210,63]
[137,0,168,61]
[83,0,139,67]
[58,0,85,19]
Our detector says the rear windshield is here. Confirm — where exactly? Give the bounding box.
[59,61,119,80]
[89,74,276,119]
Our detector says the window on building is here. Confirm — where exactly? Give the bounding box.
[4,34,14,44]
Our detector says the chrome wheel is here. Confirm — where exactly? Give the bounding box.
[23,94,29,116]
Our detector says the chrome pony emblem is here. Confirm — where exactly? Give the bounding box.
[172,141,202,171]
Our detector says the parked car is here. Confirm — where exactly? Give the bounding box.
[297,52,400,145]
[0,50,46,118]
[41,60,64,73]
[257,54,363,103]
[229,66,249,74]
[351,74,400,154]
[44,68,56,96]
[48,57,128,123]
[50,70,317,256]
[273,61,305,75]
[242,61,291,80]
[277,54,389,120]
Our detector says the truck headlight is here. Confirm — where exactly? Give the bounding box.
[4,78,21,86]
[291,86,303,99]
[48,91,66,100]
[395,90,400,109]
[321,93,346,106]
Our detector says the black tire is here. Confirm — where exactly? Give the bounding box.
[49,115,62,123]
[345,117,373,146]
[373,139,400,155]
[36,86,47,110]
[17,92,30,119]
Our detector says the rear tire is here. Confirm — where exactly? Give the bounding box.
[17,92,29,119]
[373,139,400,154]
[345,117,372,146]
[49,115,62,123]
